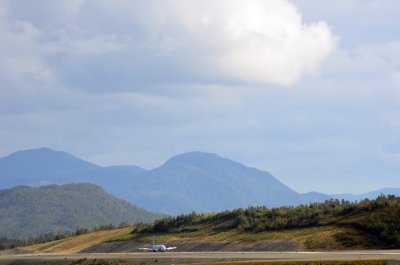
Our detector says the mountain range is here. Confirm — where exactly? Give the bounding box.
[0,148,399,215]
[0,183,161,238]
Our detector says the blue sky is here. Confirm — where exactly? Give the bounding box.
[1,0,400,194]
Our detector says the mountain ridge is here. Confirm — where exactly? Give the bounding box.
[1,148,399,215]
[128,151,301,214]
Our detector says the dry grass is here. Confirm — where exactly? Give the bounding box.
[130,225,369,251]
[188,260,388,265]
[19,224,373,254]
[21,227,132,254]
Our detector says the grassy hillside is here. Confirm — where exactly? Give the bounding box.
[16,195,400,253]
[22,227,132,254]
[124,195,400,249]
[0,183,162,238]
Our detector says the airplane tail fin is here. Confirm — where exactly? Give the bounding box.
[152,236,155,246]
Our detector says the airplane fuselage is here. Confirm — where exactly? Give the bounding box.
[151,244,167,252]
[138,237,176,252]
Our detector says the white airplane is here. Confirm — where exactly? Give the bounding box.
[138,237,177,252]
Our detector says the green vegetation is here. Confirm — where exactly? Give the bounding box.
[105,232,134,242]
[0,183,162,239]
[135,195,400,248]
[4,194,400,252]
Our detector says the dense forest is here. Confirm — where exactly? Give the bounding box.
[0,183,162,238]
[137,195,400,247]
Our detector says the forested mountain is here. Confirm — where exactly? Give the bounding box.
[0,148,146,189]
[0,183,161,238]
[0,148,309,214]
[125,152,302,214]
[1,148,399,215]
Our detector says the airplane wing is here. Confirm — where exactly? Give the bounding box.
[138,247,152,251]
[166,247,177,251]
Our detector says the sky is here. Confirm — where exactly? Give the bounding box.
[1,0,400,194]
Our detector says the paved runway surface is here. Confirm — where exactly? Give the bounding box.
[1,250,400,263]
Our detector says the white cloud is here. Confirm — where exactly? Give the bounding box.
[1,0,337,90]
[209,0,337,86]
[132,0,338,86]
[0,19,49,84]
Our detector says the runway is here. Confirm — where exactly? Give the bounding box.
[1,250,400,264]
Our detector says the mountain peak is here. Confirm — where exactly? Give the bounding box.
[0,147,103,189]
[160,151,248,175]
[26,147,54,152]
[6,147,78,161]
[172,151,220,158]
[3,147,97,166]
[11,147,55,155]
[166,151,221,163]
[135,151,301,214]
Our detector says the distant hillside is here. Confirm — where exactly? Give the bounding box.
[0,148,314,214]
[332,188,400,201]
[125,152,302,214]
[300,192,331,202]
[0,184,161,238]
[0,147,146,190]
[1,148,399,215]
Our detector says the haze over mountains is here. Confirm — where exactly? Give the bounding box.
[126,152,300,214]
[0,148,146,190]
[0,183,161,238]
[0,148,399,215]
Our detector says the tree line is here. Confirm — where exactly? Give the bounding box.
[137,195,400,247]
[3,195,399,249]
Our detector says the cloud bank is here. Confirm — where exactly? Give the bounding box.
[1,0,337,91]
